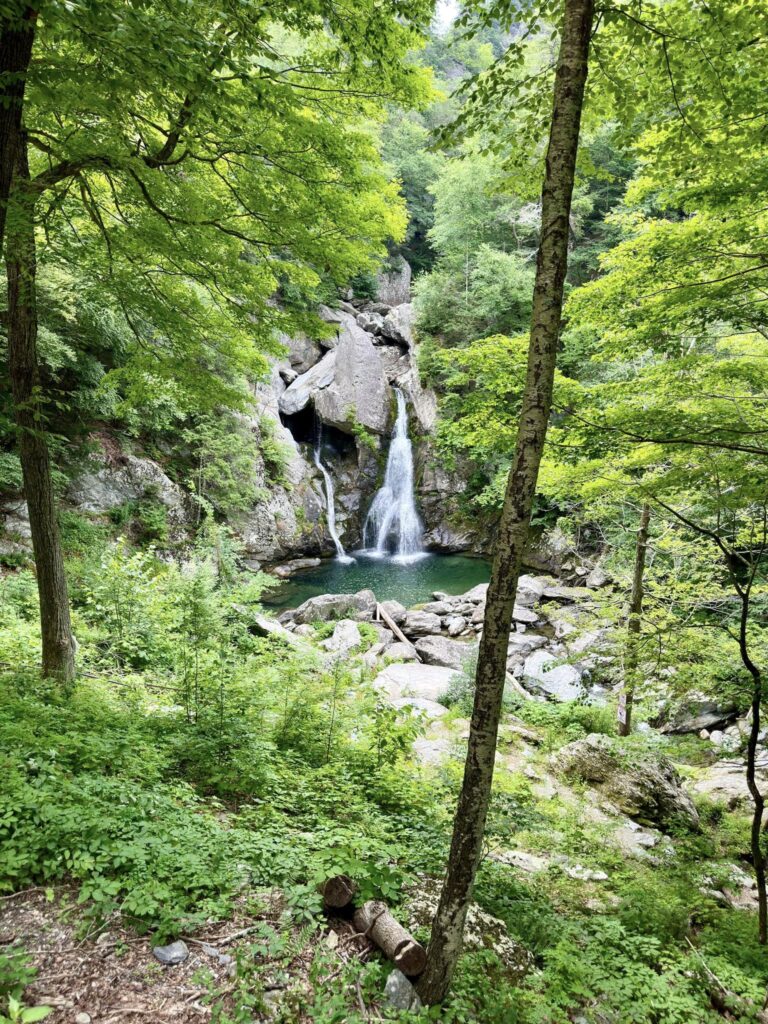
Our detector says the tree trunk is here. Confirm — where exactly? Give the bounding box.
[737,592,767,942]
[415,0,595,1004]
[618,502,651,736]
[6,135,76,683]
[0,4,36,247]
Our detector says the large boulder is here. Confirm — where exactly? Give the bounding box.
[293,589,377,624]
[277,350,337,416]
[403,610,443,637]
[414,635,476,671]
[278,329,324,374]
[314,315,391,434]
[68,453,187,523]
[522,650,585,702]
[380,599,407,625]
[379,303,415,350]
[376,256,411,306]
[556,734,700,831]
[689,759,767,810]
[374,662,460,703]
[404,879,533,983]
[320,619,362,656]
[659,693,740,734]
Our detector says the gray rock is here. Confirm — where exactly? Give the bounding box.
[374,662,460,703]
[405,879,533,983]
[512,605,539,625]
[415,635,476,671]
[557,734,700,831]
[379,303,415,350]
[314,316,391,434]
[446,615,468,637]
[271,557,322,579]
[384,969,422,1012]
[470,604,486,625]
[278,350,337,416]
[690,760,765,809]
[356,311,385,334]
[403,610,442,637]
[376,256,411,306]
[385,641,420,662]
[367,301,393,316]
[585,566,610,588]
[293,589,377,624]
[251,614,312,650]
[68,454,186,519]
[523,649,584,702]
[659,694,739,734]
[1,500,31,540]
[279,329,324,373]
[508,633,547,657]
[320,619,362,655]
[392,697,448,719]
[421,600,452,616]
[461,583,489,603]
[412,736,453,765]
[153,940,189,965]
[542,585,594,603]
[380,599,407,625]
[279,366,298,385]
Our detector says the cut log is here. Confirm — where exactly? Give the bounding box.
[320,874,357,909]
[353,900,427,977]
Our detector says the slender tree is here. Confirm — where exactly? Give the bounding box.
[416,0,595,1003]
[5,134,76,680]
[618,501,651,736]
[0,3,35,247]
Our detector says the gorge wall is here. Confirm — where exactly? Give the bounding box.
[238,279,476,568]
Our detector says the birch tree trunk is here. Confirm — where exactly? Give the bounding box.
[6,136,77,682]
[416,0,595,1003]
[618,502,651,736]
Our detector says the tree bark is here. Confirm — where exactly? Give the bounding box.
[738,593,767,942]
[0,4,36,248]
[6,135,76,683]
[415,0,594,1004]
[618,502,651,736]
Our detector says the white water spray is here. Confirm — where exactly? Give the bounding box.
[363,388,424,562]
[314,435,354,564]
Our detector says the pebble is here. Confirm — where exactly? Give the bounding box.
[152,940,189,965]
[75,1014,91,1024]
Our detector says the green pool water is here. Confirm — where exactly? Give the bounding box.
[262,553,491,610]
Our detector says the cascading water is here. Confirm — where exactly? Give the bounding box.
[363,387,424,561]
[314,433,354,564]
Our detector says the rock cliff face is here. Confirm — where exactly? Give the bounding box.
[235,277,477,568]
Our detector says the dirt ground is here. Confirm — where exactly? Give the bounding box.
[0,888,377,1024]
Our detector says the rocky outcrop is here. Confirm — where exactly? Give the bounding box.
[556,734,700,831]
[376,256,412,307]
[658,693,740,734]
[404,878,533,983]
[292,589,377,624]
[68,453,187,522]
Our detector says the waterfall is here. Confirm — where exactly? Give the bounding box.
[363,388,424,561]
[314,435,354,564]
